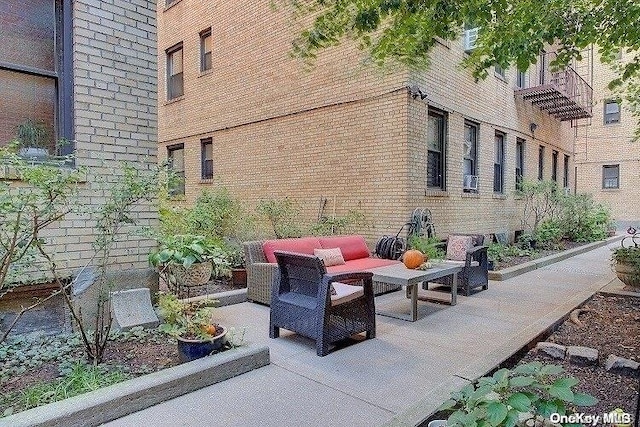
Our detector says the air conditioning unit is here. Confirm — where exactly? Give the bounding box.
[463,28,479,52]
[563,187,572,195]
[463,175,479,191]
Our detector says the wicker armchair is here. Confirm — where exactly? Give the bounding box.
[270,251,376,356]
[243,240,400,305]
[424,234,488,296]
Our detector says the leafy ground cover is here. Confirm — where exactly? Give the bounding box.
[490,240,588,271]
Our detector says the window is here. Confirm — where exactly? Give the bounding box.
[427,109,447,190]
[167,43,184,100]
[563,155,570,188]
[463,121,478,192]
[538,145,545,180]
[201,138,213,179]
[167,144,185,196]
[515,138,525,190]
[602,165,619,189]
[493,132,505,193]
[495,64,505,79]
[200,28,212,72]
[552,150,558,182]
[604,100,620,124]
[0,0,72,154]
[516,70,526,88]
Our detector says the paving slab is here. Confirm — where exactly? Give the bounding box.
[102,242,619,427]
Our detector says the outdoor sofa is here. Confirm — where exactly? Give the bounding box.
[243,235,401,305]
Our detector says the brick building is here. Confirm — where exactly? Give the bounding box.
[573,51,640,228]
[1,0,158,286]
[157,0,591,243]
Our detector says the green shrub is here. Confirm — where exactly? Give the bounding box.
[408,235,445,260]
[186,189,242,241]
[309,209,367,236]
[256,198,303,239]
[559,194,611,242]
[534,219,564,249]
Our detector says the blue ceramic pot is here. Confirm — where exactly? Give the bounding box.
[177,326,227,363]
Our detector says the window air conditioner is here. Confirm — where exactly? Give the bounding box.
[463,28,479,52]
[463,175,479,191]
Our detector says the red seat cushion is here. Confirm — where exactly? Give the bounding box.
[262,237,322,263]
[326,257,400,273]
[318,235,370,261]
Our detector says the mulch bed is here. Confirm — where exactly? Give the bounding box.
[519,293,639,415]
[493,240,588,270]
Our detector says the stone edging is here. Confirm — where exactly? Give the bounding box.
[0,345,270,427]
[489,235,622,281]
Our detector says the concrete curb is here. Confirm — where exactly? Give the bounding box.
[184,288,248,306]
[489,235,622,281]
[0,345,270,427]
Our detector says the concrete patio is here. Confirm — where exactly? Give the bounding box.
[105,241,621,427]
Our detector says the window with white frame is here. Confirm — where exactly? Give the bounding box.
[200,28,212,72]
[602,165,619,189]
[167,144,185,196]
[463,121,478,192]
[167,43,184,100]
[493,132,505,193]
[604,100,620,124]
[201,138,213,179]
[515,138,525,190]
[427,108,447,190]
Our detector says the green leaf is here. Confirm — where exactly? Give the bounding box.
[540,364,563,375]
[485,402,508,425]
[504,409,520,427]
[573,392,598,406]
[536,400,558,418]
[509,376,535,387]
[507,392,532,412]
[552,377,579,389]
[549,385,574,402]
[438,399,457,411]
[514,362,541,375]
[182,254,196,269]
[492,368,509,384]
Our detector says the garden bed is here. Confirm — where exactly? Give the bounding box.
[518,293,639,414]
[491,240,588,271]
[421,293,639,426]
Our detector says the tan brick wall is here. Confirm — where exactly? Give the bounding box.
[157,0,576,244]
[31,0,159,278]
[573,51,640,223]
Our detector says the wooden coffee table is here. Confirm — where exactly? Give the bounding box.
[367,262,463,321]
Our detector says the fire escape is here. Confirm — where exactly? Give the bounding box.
[515,52,593,121]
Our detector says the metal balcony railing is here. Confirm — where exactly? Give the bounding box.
[515,52,592,121]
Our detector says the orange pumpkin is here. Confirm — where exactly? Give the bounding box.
[403,249,426,269]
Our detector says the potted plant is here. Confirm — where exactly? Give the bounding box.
[611,245,640,289]
[149,234,230,292]
[439,362,597,427]
[227,245,246,286]
[15,119,51,160]
[157,293,227,362]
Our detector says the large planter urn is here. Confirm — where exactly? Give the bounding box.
[614,262,640,289]
[177,326,228,363]
[169,261,213,287]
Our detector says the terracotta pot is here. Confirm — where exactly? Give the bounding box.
[177,326,227,363]
[231,268,247,286]
[614,262,640,288]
